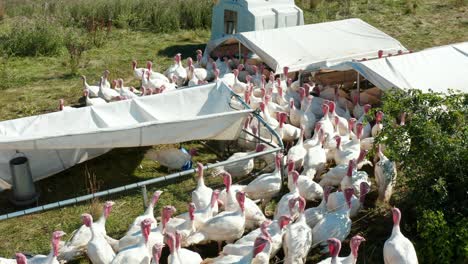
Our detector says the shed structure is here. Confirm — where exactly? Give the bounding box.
[210,0,304,40]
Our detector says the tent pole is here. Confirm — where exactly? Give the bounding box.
[238,42,241,61]
[357,72,360,94]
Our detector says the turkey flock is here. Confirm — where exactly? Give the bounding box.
[4,50,419,264]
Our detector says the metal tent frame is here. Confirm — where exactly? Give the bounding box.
[0,89,284,221]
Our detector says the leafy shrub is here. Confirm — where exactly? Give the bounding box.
[417,210,453,263]
[376,89,468,262]
[1,18,63,57]
[0,1,5,21]
[64,29,89,75]
[4,0,213,33]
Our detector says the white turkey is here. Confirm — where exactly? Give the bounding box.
[118,190,163,250]
[192,162,213,210]
[81,75,100,98]
[83,89,107,106]
[132,60,147,79]
[287,128,307,170]
[384,208,418,264]
[243,153,282,208]
[166,203,196,247]
[151,243,163,264]
[274,171,300,220]
[372,111,384,137]
[165,53,187,86]
[58,201,116,261]
[304,186,332,229]
[283,196,312,264]
[146,147,197,171]
[312,188,354,252]
[219,172,265,230]
[186,191,246,251]
[174,190,220,231]
[327,182,370,218]
[286,160,323,202]
[97,77,120,102]
[111,219,152,264]
[81,213,115,264]
[303,126,327,178]
[211,144,264,178]
[317,237,342,264]
[340,159,371,197]
[375,144,397,202]
[221,220,272,257]
[231,68,248,94]
[208,234,272,264]
[147,61,170,82]
[25,231,66,264]
[173,231,203,264]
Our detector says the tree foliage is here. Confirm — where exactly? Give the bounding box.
[377,89,467,263]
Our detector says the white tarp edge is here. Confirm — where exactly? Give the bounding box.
[330,42,468,93]
[0,81,252,189]
[205,18,407,73]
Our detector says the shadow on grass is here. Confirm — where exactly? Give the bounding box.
[0,147,150,215]
[157,43,206,59]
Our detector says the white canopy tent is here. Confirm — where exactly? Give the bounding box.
[330,42,468,93]
[0,81,252,190]
[205,18,407,73]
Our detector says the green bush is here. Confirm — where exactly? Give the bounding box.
[417,210,453,263]
[1,18,63,57]
[376,89,468,262]
[64,29,90,75]
[4,0,213,32]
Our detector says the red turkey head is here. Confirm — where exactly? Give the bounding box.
[290,170,299,186]
[81,213,93,227]
[391,207,401,227]
[211,190,220,208]
[351,235,366,258]
[146,61,153,70]
[253,235,270,257]
[103,201,115,219]
[236,191,246,212]
[222,172,232,193]
[344,188,355,209]
[278,215,293,229]
[327,238,342,258]
[52,230,66,257]
[376,111,384,123]
[255,144,267,153]
[15,253,27,264]
[188,202,196,221]
[378,50,384,58]
[334,135,342,149]
[363,104,372,114]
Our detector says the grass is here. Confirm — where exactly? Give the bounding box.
[0,0,467,263]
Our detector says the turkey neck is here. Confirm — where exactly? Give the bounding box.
[197,170,205,187]
[391,222,401,237]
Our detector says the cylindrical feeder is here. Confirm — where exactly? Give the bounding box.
[8,153,39,206]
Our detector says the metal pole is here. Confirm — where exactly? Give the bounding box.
[141,185,148,210]
[357,72,360,94]
[238,42,241,63]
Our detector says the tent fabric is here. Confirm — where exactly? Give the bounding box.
[332,42,468,93]
[205,18,407,73]
[0,81,252,189]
